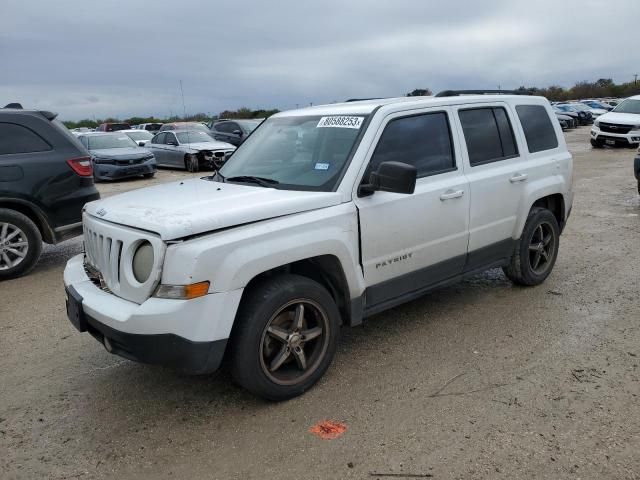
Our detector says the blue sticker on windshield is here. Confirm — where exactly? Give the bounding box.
[314,163,330,170]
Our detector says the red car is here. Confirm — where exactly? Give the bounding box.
[97,122,131,132]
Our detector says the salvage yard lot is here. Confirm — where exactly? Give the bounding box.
[1,127,639,479]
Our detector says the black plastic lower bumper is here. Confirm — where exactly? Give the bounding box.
[65,286,227,374]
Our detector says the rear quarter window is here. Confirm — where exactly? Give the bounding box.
[516,105,559,153]
[0,122,52,155]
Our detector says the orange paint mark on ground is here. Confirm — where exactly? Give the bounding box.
[309,420,347,440]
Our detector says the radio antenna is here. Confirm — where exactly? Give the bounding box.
[179,80,191,148]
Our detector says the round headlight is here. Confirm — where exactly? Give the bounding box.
[132,241,154,283]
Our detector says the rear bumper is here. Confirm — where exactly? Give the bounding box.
[53,221,83,242]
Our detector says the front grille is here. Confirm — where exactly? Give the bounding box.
[83,261,113,293]
[81,213,164,304]
[599,122,633,134]
[115,158,146,166]
[83,226,123,292]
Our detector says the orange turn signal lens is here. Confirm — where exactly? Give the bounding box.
[153,281,210,300]
[183,281,210,299]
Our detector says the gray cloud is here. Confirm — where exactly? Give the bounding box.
[1,0,638,120]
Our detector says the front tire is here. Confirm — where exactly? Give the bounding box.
[0,208,42,280]
[229,274,340,401]
[185,154,199,173]
[503,207,560,286]
[590,138,603,149]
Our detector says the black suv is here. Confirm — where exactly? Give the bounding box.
[0,105,100,279]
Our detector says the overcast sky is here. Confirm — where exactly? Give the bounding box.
[1,0,638,120]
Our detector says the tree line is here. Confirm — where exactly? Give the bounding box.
[406,78,640,101]
[63,108,279,129]
[62,78,640,128]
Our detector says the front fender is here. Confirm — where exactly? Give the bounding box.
[161,203,365,298]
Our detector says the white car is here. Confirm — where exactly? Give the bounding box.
[64,92,573,400]
[590,95,640,148]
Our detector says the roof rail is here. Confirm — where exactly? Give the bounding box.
[345,98,384,102]
[435,89,533,98]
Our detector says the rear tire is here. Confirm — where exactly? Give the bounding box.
[503,207,560,286]
[0,208,42,281]
[229,274,340,401]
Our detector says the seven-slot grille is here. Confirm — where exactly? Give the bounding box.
[83,225,123,292]
[599,122,633,134]
[81,213,164,304]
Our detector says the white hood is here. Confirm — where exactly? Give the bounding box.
[84,179,342,240]
[597,112,640,125]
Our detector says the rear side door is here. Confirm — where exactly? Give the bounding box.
[355,108,470,310]
[452,103,528,267]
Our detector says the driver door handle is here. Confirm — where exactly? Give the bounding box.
[510,173,528,183]
[440,189,464,201]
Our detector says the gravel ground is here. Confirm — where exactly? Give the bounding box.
[1,127,639,479]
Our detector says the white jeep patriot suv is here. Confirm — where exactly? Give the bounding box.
[64,92,573,400]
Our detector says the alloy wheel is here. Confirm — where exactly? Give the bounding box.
[0,222,29,271]
[528,221,555,275]
[259,299,330,386]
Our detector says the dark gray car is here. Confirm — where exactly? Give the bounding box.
[147,130,235,172]
[78,133,156,181]
[209,119,262,146]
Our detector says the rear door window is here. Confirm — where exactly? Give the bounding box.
[458,107,518,166]
[516,105,559,153]
[0,123,52,155]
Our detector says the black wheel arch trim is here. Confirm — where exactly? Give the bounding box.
[0,196,55,243]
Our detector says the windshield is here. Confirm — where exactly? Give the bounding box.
[87,134,138,149]
[126,131,153,141]
[556,105,574,112]
[176,130,214,143]
[613,99,640,114]
[219,114,367,191]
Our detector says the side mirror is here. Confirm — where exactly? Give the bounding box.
[137,141,146,147]
[232,129,243,137]
[359,161,417,196]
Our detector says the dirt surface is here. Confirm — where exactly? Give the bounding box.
[1,127,639,479]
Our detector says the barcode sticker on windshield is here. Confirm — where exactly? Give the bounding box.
[317,116,364,129]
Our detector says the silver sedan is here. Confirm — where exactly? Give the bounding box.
[147,130,235,172]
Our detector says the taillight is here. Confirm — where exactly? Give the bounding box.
[67,156,93,177]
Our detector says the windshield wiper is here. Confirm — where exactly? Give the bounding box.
[226,175,279,187]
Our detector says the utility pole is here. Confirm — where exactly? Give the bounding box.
[634,74,638,86]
